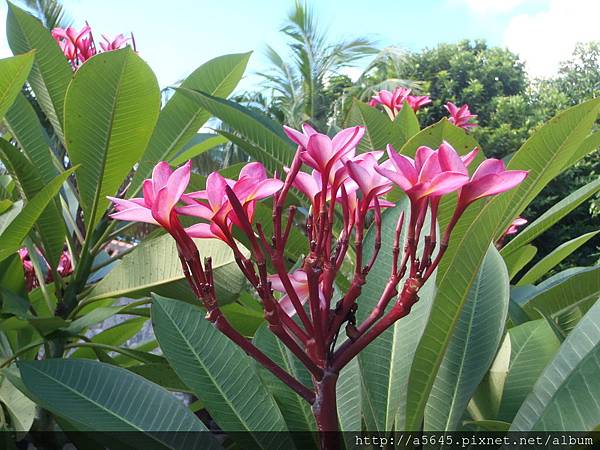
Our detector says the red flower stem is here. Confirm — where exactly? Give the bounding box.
[305,261,327,364]
[332,278,421,371]
[364,198,382,274]
[172,222,315,403]
[392,211,405,275]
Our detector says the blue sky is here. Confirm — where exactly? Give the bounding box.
[2,0,599,89]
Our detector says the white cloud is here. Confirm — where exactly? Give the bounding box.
[503,0,600,77]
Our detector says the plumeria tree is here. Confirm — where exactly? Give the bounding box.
[2,3,600,450]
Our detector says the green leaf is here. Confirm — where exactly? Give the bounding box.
[511,300,600,431]
[394,102,420,144]
[6,3,72,142]
[170,134,228,166]
[0,374,35,433]
[132,52,251,193]
[0,52,34,119]
[253,324,317,448]
[464,420,511,432]
[497,320,560,422]
[18,359,221,449]
[502,177,600,257]
[0,138,65,266]
[400,118,480,159]
[64,48,160,231]
[70,317,147,359]
[5,92,59,185]
[178,89,296,174]
[424,246,509,431]
[151,295,294,450]
[404,98,600,431]
[518,230,600,285]
[503,244,537,280]
[86,234,246,305]
[127,363,191,393]
[0,167,76,263]
[520,265,600,318]
[336,354,362,433]
[344,100,404,152]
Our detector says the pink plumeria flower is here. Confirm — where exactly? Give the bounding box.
[375,145,470,203]
[406,95,432,112]
[369,87,410,119]
[100,34,130,51]
[52,26,94,65]
[445,102,477,130]
[457,159,528,209]
[268,270,325,316]
[505,217,527,235]
[57,250,73,277]
[284,125,365,176]
[177,162,282,242]
[346,151,393,203]
[107,161,192,232]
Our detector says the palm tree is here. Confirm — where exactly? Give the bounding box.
[22,0,72,29]
[257,1,378,129]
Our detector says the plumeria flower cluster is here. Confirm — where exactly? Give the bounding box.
[369,87,478,132]
[18,247,73,292]
[369,87,431,119]
[108,105,527,420]
[52,24,134,69]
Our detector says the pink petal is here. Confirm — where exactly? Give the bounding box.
[152,162,172,192]
[109,206,158,225]
[346,161,371,196]
[283,125,309,148]
[331,126,364,156]
[461,147,479,167]
[176,203,213,220]
[293,171,321,199]
[417,172,469,198]
[418,152,442,183]
[387,145,418,184]
[415,146,435,173]
[249,179,284,201]
[206,171,228,211]
[438,141,468,175]
[472,159,506,180]
[166,161,191,206]
[306,134,333,170]
[185,223,217,239]
[375,166,414,192]
[239,162,268,181]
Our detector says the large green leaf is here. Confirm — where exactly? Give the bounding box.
[503,244,537,280]
[170,134,228,166]
[0,167,75,263]
[152,295,294,450]
[518,230,600,285]
[400,118,480,158]
[502,177,600,257]
[64,48,160,231]
[0,374,35,433]
[344,100,404,152]
[86,234,246,305]
[511,299,600,431]
[497,320,560,422]
[253,324,316,448]
[18,359,221,449]
[0,138,65,266]
[424,246,509,431]
[404,98,600,430]
[178,89,296,174]
[0,52,34,119]
[519,265,600,318]
[6,3,72,142]
[5,92,59,185]
[131,52,251,193]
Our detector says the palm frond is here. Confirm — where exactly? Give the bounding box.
[22,0,72,29]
